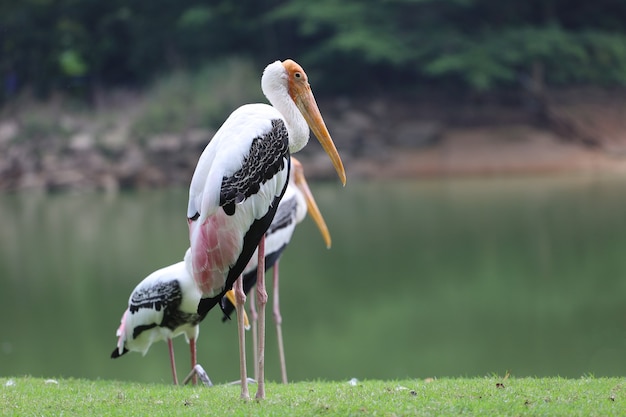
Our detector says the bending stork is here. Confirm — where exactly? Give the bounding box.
[111,248,247,386]
[187,59,345,399]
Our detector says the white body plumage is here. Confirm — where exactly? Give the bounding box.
[112,249,201,357]
[185,59,345,399]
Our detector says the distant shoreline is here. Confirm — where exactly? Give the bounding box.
[2,89,626,191]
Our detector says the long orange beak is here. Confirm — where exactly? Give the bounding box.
[292,158,332,248]
[292,86,346,186]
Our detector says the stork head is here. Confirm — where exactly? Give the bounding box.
[262,60,346,186]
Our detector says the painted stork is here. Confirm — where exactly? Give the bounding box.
[220,157,330,383]
[111,248,247,386]
[187,59,345,399]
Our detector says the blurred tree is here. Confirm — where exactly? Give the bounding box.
[269,0,626,93]
[2,0,59,97]
[2,0,626,102]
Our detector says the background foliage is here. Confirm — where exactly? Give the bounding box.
[2,0,626,103]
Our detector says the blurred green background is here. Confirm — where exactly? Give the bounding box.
[2,1,626,384]
[2,177,626,383]
[2,0,626,100]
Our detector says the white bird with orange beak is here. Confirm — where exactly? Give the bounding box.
[187,59,345,399]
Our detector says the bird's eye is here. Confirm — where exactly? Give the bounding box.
[294,72,302,79]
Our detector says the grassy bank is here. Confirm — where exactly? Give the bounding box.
[1,376,624,416]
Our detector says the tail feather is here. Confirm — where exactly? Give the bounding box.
[114,309,129,358]
[111,347,129,359]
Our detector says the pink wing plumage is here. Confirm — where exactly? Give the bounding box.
[189,210,242,297]
[115,309,129,356]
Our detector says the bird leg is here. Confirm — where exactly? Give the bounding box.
[182,364,213,387]
[234,275,250,400]
[249,289,259,381]
[190,337,197,386]
[255,235,267,400]
[167,338,179,385]
[272,260,288,384]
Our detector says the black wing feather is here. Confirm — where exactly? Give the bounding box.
[129,281,183,314]
[267,195,297,235]
[220,119,289,216]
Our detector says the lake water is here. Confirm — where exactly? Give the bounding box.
[2,174,626,384]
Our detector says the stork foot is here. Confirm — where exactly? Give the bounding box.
[182,364,213,387]
[226,378,257,386]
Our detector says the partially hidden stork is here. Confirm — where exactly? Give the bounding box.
[221,157,331,384]
[187,59,345,399]
[111,248,248,386]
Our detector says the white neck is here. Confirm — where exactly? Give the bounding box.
[261,61,310,153]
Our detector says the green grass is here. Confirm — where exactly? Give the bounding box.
[1,376,624,416]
